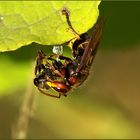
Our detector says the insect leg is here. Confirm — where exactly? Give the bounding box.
[38,87,61,98]
[35,50,47,75]
[61,7,80,39]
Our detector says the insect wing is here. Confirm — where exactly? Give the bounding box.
[76,17,105,72]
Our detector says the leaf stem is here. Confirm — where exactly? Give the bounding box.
[11,64,35,139]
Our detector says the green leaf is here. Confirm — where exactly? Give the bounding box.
[0,1,101,52]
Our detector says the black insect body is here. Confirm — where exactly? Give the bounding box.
[33,7,104,98]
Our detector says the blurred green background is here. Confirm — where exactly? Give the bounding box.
[0,1,140,139]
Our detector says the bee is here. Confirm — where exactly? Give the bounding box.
[33,7,104,98]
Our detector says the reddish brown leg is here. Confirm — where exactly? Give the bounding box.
[38,87,61,98]
[61,7,80,39]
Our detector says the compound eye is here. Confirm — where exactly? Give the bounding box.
[34,78,39,86]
